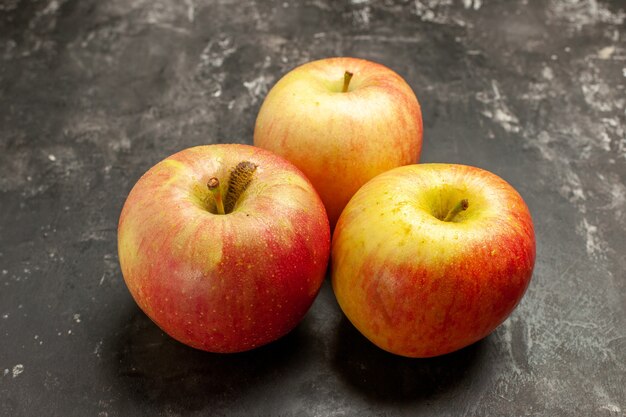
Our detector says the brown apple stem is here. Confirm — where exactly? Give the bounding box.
[342,71,354,93]
[208,177,225,215]
[443,199,469,222]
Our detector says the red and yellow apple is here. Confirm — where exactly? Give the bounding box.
[331,164,535,358]
[254,57,423,228]
[118,144,330,353]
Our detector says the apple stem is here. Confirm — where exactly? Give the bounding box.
[342,71,354,93]
[443,199,469,222]
[208,177,225,215]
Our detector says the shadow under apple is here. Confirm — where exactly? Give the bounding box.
[331,316,486,403]
[108,302,314,412]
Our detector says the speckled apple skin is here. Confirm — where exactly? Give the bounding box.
[118,144,330,353]
[332,164,535,358]
[254,57,423,228]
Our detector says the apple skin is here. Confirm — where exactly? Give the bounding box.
[118,144,330,353]
[331,164,535,358]
[254,57,422,228]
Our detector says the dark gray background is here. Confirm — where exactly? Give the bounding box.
[1,0,625,416]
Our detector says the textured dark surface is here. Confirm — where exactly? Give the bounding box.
[1,0,625,416]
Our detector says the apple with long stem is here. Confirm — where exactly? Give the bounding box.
[118,144,330,353]
[331,164,535,358]
[254,57,423,228]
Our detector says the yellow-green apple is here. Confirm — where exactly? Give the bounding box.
[254,57,423,228]
[331,164,535,358]
[118,144,330,353]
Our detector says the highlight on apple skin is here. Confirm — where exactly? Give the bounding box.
[254,57,423,229]
[331,164,536,358]
[118,144,331,353]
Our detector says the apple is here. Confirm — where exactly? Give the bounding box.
[254,57,423,228]
[331,164,535,358]
[118,144,330,353]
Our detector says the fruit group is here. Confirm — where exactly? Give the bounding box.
[331,164,535,357]
[118,144,330,353]
[254,57,423,228]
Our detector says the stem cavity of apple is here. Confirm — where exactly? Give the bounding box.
[208,161,258,215]
[342,71,354,93]
[443,199,469,222]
